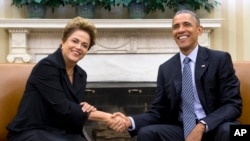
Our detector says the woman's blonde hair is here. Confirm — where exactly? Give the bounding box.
[62,17,97,50]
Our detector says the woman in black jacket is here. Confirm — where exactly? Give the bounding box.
[7,17,125,141]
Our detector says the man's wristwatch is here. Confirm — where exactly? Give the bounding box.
[199,120,206,125]
[198,120,207,133]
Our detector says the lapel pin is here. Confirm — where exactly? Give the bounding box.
[201,64,206,68]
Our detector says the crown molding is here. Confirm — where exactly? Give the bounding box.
[0,18,223,30]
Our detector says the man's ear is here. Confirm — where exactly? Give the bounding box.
[198,25,204,35]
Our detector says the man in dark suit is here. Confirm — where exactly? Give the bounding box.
[111,10,242,141]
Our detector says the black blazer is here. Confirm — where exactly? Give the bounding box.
[7,48,89,134]
[130,46,242,136]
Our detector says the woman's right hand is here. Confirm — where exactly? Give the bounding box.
[80,102,97,113]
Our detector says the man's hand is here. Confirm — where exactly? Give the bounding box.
[185,122,205,141]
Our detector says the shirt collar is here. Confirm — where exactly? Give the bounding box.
[180,45,199,64]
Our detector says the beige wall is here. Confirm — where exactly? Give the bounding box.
[0,0,249,62]
[210,0,250,61]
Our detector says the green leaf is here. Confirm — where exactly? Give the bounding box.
[34,0,42,4]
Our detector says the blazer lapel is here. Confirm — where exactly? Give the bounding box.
[172,54,182,110]
[55,48,84,102]
[73,71,86,95]
[195,46,209,110]
[63,72,87,103]
[195,46,209,80]
[63,73,80,101]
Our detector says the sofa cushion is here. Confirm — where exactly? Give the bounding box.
[234,61,250,124]
[0,64,34,141]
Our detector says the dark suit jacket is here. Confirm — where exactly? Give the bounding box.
[7,48,89,135]
[130,46,242,136]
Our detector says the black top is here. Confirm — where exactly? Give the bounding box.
[7,48,89,135]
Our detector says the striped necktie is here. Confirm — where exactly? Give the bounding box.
[182,57,196,138]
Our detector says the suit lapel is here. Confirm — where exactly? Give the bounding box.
[64,69,86,103]
[73,71,86,96]
[195,46,209,109]
[55,48,85,103]
[63,73,80,101]
[171,54,182,110]
[195,46,209,81]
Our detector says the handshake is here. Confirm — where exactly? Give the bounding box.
[105,112,132,133]
[81,102,132,133]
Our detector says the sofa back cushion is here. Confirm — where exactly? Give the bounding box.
[0,64,34,141]
[234,61,250,124]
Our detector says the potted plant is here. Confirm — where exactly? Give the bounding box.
[96,0,118,12]
[116,0,168,19]
[67,0,97,19]
[67,0,117,18]
[165,0,220,13]
[11,0,66,18]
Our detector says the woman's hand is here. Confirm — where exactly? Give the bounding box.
[80,102,97,113]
